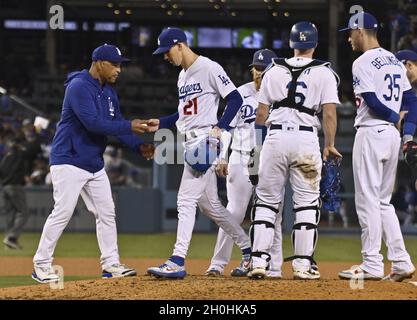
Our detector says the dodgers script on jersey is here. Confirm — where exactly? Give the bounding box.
[258,57,340,128]
[353,47,412,127]
[228,81,258,152]
[175,56,236,135]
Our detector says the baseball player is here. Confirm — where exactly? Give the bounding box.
[338,12,415,282]
[395,50,417,189]
[32,44,154,283]
[395,50,417,89]
[204,49,283,278]
[249,21,342,280]
[145,27,251,279]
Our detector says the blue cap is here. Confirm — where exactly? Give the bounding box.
[395,49,417,63]
[249,49,277,68]
[153,27,187,55]
[92,44,130,63]
[339,12,379,32]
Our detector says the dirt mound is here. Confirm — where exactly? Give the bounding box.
[0,259,416,300]
[1,275,416,300]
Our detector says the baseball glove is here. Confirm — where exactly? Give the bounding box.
[320,157,341,212]
[403,141,417,174]
[185,136,220,173]
[139,143,155,160]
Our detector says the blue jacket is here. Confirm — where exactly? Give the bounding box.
[50,69,143,173]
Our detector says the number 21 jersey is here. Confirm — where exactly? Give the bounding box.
[175,56,236,134]
[353,47,412,127]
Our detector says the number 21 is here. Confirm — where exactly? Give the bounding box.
[183,97,198,115]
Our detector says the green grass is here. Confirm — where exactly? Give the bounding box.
[1,232,417,289]
[1,232,417,263]
[0,276,94,289]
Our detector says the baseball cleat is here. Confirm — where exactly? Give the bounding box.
[231,258,251,277]
[3,237,22,250]
[266,270,283,279]
[102,263,137,279]
[32,265,60,284]
[248,267,266,280]
[204,268,223,277]
[293,267,320,280]
[382,267,416,282]
[147,260,186,279]
[338,265,382,280]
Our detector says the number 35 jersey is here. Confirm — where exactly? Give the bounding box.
[175,56,236,135]
[258,57,340,129]
[353,47,412,127]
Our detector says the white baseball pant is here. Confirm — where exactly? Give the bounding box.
[173,161,251,258]
[208,151,283,275]
[252,127,321,272]
[353,125,413,276]
[33,165,120,270]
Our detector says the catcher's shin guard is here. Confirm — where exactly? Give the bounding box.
[250,195,279,268]
[284,200,321,267]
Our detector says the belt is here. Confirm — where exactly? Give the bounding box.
[355,123,392,130]
[270,124,314,132]
[236,150,252,155]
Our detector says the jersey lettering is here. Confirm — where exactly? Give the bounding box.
[240,104,256,120]
[178,83,203,101]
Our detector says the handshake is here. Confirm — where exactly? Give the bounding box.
[131,119,160,134]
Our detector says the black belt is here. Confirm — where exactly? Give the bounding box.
[270,124,314,132]
[355,123,391,130]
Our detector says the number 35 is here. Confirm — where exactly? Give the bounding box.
[383,74,401,102]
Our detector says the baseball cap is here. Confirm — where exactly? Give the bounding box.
[92,44,130,63]
[153,27,187,55]
[339,12,378,32]
[395,49,417,63]
[249,49,277,69]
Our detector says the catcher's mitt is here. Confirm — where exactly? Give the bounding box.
[403,141,417,174]
[320,157,341,212]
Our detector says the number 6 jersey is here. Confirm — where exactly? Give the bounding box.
[258,56,340,129]
[175,55,237,135]
[353,47,412,127]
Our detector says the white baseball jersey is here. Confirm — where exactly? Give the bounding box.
[228,81,258,152]
[175,56,236,135]
[258,57,340,128]
[352,47,412,127]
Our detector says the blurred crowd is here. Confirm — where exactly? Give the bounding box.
[0,114,146,188]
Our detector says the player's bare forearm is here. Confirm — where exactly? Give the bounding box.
[255,103,270,125]
[322,103,342,160]
[322,103,337,147]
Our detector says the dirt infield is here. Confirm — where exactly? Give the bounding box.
[0,257,416,300]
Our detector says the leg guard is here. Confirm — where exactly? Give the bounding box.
[250,195,279,268]
[284,200,320,271]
